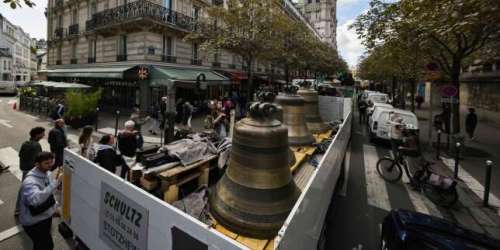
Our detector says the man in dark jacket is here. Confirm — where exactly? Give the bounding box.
[48,119,67,170]
[465,108,478,140]
[94,135,128,178]
[118,120,139,158]
[15,127,46,216]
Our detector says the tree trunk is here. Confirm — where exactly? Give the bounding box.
[246,57,254,100]
[284,64,289,90]
[410,78,416,112]
[391,76,396,101]
[449,60,461,135]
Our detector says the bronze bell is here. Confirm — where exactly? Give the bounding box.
[275,86,315,146]
[210,102,301,239]
[297,87,329,134]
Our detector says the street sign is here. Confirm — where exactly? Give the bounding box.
[440,85,458,97]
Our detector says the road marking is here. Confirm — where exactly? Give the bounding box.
[340,143,351,196]
[0,119,13,128]
[0,147,21,181]
[0,199,3,205]
[441,156,500,209]
[0,225,23,242]
[363,144,391,211]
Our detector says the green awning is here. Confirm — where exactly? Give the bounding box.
[47,66,133,79]
[151,66,230,88]
[32,81,91,89]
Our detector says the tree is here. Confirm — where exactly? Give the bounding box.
[185,0,285,96]
[353,0,500,130]
[4,0,35,9]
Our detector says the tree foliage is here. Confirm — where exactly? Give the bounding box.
[3,0,35,9]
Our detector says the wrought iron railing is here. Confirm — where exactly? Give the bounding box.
[191,59,202,65]
[162,55,177,63]
[86,0,194,32]
[117,54,127,61]
[68,24,79,36]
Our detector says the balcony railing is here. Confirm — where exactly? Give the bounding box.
[117,54,127,61]
[54,28,64,39]
[191,59,202,65]
[212,62,221,67]
[162,55,177,63]
[70,58,77,64]
[68,24,79,36]
[88,57,96,63]
[86,0,194,32]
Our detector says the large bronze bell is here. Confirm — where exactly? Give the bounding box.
[210,102,301,238]
[275,86,315,146]
[297,86,329,134]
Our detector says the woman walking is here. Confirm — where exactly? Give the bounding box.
[78,126,94,159]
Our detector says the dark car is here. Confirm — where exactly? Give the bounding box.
[381,209,500,250]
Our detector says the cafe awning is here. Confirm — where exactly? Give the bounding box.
[47,66,133,79]
[150,66,230,88]
[32,81,91,89]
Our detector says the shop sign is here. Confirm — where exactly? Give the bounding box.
[99,182,149,250]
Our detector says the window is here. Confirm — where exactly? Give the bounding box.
[164,0,171,9]
[119,35,127,56]
[3,61,6,70]
[88,39,97,62]
[307,0,312,3]
[58,15,63,28]
[8,61,11,70]
[72,9,78,24]
[104,0,109,9]
[214,50,220,62]
[192,43,199,59]
[162,35,173,56]
[193,6,200,20]
[57,46,62,62]
[88,1,97,19]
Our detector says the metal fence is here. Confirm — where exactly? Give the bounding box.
[19,95,58,117]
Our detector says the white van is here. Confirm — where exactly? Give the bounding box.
[0,81,16,95]
[368,107,418,141]
[368,102,393,116]
[366,92,389,104]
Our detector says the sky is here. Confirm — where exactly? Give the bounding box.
[1,0,368,67]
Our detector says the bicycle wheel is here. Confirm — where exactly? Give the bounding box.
[422,184,458,208]
[376,157,402,182]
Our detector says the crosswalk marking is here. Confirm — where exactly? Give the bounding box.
[363,144,391,211]
[441,156,500,209]
[0,147,22,181]
[0,225,23,242]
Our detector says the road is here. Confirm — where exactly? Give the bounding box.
[0,95,76,250]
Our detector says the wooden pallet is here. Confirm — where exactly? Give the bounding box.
[212,218,275,250]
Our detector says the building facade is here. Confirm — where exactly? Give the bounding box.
[0,14,32,83]
[0,48,13,81]
[295,0,337,49]
[45,0,315,111]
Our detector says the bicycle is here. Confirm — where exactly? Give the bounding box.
[376,148,458,207]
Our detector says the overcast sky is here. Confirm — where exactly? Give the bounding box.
[1,0,367,67]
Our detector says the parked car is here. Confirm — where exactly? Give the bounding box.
[368,107,418,141]
[367,92,389,104]
[381,209,500,250]
[0,81,17,95]
[362,90,378,100]
[368,102,394,116]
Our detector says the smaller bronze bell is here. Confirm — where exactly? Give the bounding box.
[297,86,329,134]
[275,86,315,146]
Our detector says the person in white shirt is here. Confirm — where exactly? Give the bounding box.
[388,112,404,158]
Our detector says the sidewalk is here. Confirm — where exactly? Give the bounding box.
[414,105,500,239]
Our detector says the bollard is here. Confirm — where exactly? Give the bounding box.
[454,142,461,179]
[95,107,100,131]
[436,130,442,160]
[114,110,120,137]
[483,160,493,207]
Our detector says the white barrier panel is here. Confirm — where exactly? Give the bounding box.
[275,111,352,249]
[63,150,246,250]
[318,96,344,122]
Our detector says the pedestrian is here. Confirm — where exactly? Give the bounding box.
[160,96,167,130]
[358,99,368,124]
[78,125,95,160]
[213,103,227,138]
[48,119,67,170]
[15,127,46,216]
[130,109,149,149]
[148,103,160,135]
[19,152,62,250]
[182,101,194,129]
[117,120,139,158]
[388,113,404,157]
[416,95,424,109]
[465,108,478,140]
[94,135,128,177]
[50,102,64,120]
